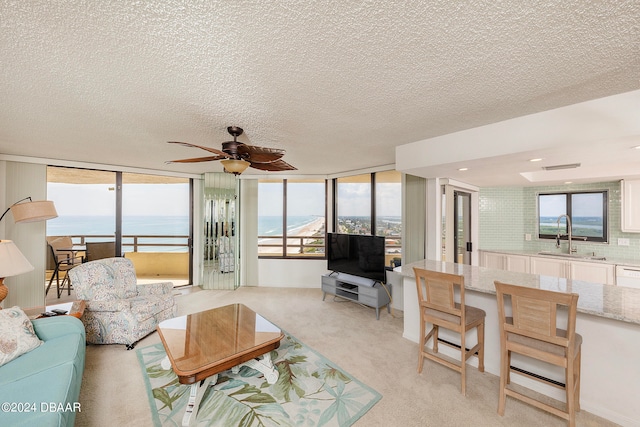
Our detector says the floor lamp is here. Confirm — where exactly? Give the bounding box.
[0,197,58,307]
[0,240,34,307]
[0,197,58,224]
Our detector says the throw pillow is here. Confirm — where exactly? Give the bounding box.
[0,306,43,367]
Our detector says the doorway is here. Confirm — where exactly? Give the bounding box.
[442,182,477,265]
[454,190,472,265]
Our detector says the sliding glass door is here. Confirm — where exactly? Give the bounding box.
[47,166,192,288]
[47,168,117,244]
[121,173,191,285]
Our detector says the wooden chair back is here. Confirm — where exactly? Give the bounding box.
[413,267,485,395]
[495,281,578,352]
[414,268,466,329]
[494,280,582,426]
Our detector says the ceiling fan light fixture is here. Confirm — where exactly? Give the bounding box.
[221,158,250,175]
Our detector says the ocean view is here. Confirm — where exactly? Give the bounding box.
[258,215,324,236]
[48,215,400,254]
[539,216,603,237]
[48,215,190,252]
[48,215,190,236]
[48,215,324,252]
[50,215,323,237]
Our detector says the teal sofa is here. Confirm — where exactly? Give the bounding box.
[0,315,86,427]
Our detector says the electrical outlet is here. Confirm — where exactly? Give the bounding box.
[618,238,630,246]
[525,234,531,241]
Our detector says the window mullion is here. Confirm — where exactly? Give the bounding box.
[566,193,572,235]
[282,179,287,257]
[371,172,376,236]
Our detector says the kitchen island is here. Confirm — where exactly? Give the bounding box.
[398,259,640,427]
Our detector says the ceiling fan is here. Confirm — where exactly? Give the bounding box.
[167,126,296,175]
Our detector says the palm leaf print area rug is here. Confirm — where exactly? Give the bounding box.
[137,334,381,426]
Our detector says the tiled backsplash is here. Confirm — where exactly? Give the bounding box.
[479,181,640,261]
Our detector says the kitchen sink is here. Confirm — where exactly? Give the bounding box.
[537,251,606,261]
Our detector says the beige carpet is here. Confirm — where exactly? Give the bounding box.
[76,286,618,426]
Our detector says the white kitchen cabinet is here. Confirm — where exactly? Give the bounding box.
[483,252,614,284]
[505,254,530,273]
[480,251,505,269]
[570,260,615,285]
[530,256,569,278]
[621,179,640,232]
[480,251,530,273]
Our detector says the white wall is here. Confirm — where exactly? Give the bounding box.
[256,258,328,287]
[2,161,48,308]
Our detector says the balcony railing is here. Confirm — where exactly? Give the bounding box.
[258,235,402,257]
[61,233,401,257]
[61,234,189,252]
[258,235,326,256]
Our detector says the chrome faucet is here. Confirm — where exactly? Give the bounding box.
[556,214,575,254]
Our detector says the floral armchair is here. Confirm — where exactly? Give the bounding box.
[69,257,177,349]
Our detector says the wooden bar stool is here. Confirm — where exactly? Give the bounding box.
[413,267,485,395]
[494,281,582,427]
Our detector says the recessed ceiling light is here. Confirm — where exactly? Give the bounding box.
[529,158,543,162]
[458,167,468,171]
[564,181,573,184]
[634,145,640,150]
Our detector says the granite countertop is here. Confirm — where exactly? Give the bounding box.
[398,259,640,325]
[479,249,640,268]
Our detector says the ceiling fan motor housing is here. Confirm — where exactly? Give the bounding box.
[222,140,245,159]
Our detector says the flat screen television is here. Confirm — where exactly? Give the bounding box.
[326,233,386,283]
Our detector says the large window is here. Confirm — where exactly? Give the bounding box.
[538,191,608,242]
[46,166,192,286]
[335,170,402,260]
[375,171,402,258]
[336,174,371,234]
[257,171,401,260]
[258,179,326,257]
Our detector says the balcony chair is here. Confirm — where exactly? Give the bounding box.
[45,241,83,298]
[46,235,85,263]
[413,267,485,395]
[69,257,177,350]
[85,241,116,262]
[494,281,582,427]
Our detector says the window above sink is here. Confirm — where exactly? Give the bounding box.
[538,190,608,243]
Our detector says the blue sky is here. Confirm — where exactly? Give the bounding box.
[49,181,401,218]
[258,182,401,217]
[539,193,603,217]
[48,183,190,216]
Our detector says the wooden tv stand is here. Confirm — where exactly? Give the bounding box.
[321,273,391,320]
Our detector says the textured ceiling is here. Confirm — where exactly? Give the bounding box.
[1,1,639,184]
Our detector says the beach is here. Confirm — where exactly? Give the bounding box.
[292,216,325,237]
[258,217,325,255]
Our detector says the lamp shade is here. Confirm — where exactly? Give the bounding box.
[0,240,34,278]
[221,159,250,175]
[10,200,58,223]
[0,240,34,305]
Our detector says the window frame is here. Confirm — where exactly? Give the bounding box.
[333,170,402,259]
[538,190,608,243]
[257,178,328,259]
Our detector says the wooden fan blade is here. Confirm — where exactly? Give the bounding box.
[168,141,228,157]
[249,159,297,171]
[166,155,227,164]
[237,144,285,163]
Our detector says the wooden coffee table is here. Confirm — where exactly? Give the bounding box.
[157,304,284,426]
